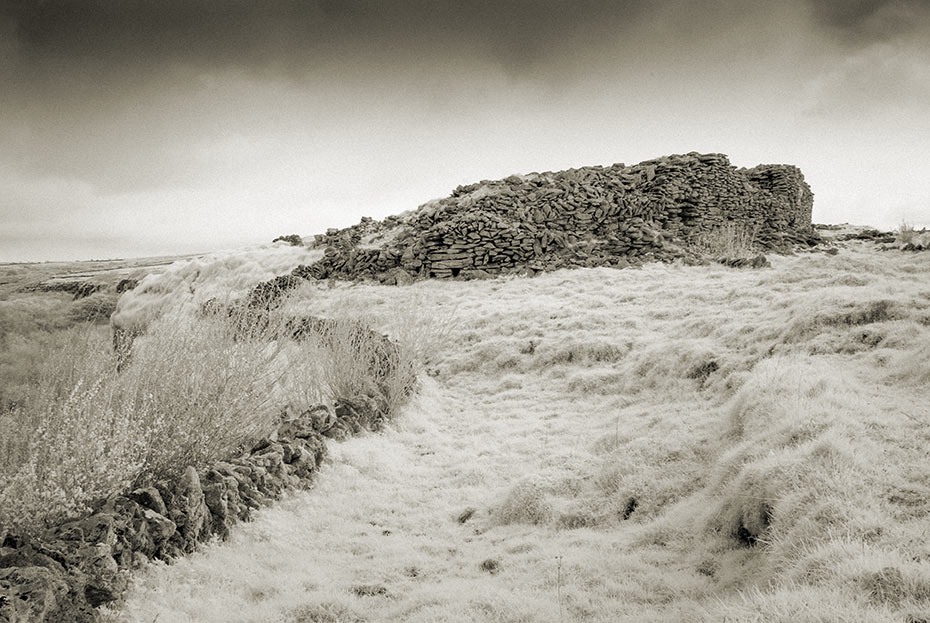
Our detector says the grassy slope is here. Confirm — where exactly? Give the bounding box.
[112,240,930,622]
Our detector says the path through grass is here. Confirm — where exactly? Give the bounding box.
[112,240,930,622]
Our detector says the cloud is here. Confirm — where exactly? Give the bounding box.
[1,0,656,79]
[3,0,822,86]
[808,0,930,45]
[802,40,930,120]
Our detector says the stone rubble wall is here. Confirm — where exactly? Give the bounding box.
[2,282,405,622]
[301,152,815,281]
[1,388,391,621]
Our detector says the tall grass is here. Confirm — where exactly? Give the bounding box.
[0,292,432,536]
[280,284,455,416]
[112,242,930,623]
[896,221,930,249]
[692,222,759,258]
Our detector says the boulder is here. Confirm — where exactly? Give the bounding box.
[0,566,75,623]
[165,467,210,554]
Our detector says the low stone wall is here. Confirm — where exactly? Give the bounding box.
[298,152,816,281]
[0,398,384,622]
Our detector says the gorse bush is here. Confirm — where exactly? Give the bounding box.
[0,292,432,536]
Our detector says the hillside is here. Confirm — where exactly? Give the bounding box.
[112,232,930,623]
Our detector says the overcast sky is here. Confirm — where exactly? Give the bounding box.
[1,0,929,262]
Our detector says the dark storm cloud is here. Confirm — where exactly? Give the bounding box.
[1,0,657,78]
[809,0,930,45]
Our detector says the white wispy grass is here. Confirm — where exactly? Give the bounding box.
[110,240,930,622]
[111,244,321,334]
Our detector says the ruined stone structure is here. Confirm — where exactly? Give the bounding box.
[300,152,815,281]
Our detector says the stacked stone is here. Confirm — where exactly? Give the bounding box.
[294,152,814,281]
[0,396,391,622]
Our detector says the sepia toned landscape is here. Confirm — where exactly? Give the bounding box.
[2,181,930,621]
[3,2,930,622]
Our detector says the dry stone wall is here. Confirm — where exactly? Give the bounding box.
[300,152,815,281]
[0,398,387,623]
[4,285,401,622]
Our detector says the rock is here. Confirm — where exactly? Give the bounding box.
[115,278,138,294]
[166,467,210,554]
[202,477,235,539]
[479,558,500,574]
[272,234,303,246]
[141,509,176,556]
[78,543,124,607]
[378,267,415,285]
[461,269,492,280]
[130,487,168,515]
[278,404,337,438]
[0,566,73,623]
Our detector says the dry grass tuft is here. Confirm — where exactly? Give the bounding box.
[692,222,760,258]
[493,478,554,526]
[286,601,366,623]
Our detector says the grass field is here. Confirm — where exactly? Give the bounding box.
[102,236,930,622]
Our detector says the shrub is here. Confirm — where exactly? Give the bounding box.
[280,288,453,418]
[895,222,930,250]
[0,325,137,534]
[118,309,294,481]
[896,222,917,246]
[0,292,430,535]
[69,292,118,323]
[0,308,300,533]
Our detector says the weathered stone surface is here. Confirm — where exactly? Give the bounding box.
[296,152,816,283]
[377,267,415,285]
[279,404,337,438]
[164,467,210,554]
[78,543,125,607]
[129,487,167,516]
[0,566,73,623]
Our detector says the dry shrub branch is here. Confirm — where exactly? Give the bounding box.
[0,293,433,536]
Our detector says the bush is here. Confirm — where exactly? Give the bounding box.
[0,325,135,534]
[0,293,430,535]
[296,316,415,418]
[896,222,917,246]
[118,309,295,481]
[69,292,118,323]
[492,478,553,525]
[895,222,930,250]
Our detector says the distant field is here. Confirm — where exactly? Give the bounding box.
[104,234,930,622]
